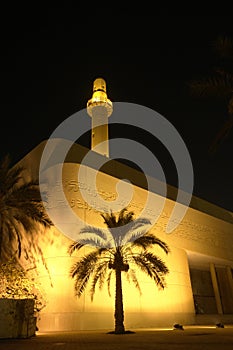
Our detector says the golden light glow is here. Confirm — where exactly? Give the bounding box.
[87,78,113,118]
[86,78,113,157]
[31,155,233,332]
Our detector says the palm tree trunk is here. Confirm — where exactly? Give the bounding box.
[114,267,125,334]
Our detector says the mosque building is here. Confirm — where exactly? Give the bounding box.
[18,78,233,331]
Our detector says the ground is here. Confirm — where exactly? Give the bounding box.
[0,326,233,350]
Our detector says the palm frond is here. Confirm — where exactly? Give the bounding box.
[0,153,11,170]
[208,114,233,153]
[128,217,151,230]
[73,272,90,297]
[101,211,117,228]
[10,182,41,201]
[121,228,149,246]
[117,208,134,225]
[68,226,113,255]
[89,261,108,301]
[105,212,152,247]
[106,270,113,297]
[120,217,152,243]
[70,251,100,297]
[12,204,52,228]
[5,169,25,193]
[212,35,233,59]
[0,154,11,190]
[214,69,233,81]
[0,155,53,275]
[76,235,111,249]
[125,269,142,295]
[132,234,170,254]
[1,218,22,255]
[117,208,129,221]
[68,241,84,255]
[101,208,135,229]
[133,252,169,289]
[14,227,22,258]
[188,75,233,98]
[0,160,24,195]
[79,225,109,240]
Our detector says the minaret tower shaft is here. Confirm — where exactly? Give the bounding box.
[87,78,113,157]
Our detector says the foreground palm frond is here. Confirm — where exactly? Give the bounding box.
[0,154,53,267]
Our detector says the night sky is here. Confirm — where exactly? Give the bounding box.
[1,12,233,212]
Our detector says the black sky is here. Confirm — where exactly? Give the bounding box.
[1,12,233,212]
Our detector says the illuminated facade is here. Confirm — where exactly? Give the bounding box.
[17,79,233,331]
[19,140,233,331]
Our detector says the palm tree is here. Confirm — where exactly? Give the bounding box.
[68,208,169,334]
[188,35,233,153]
[0,154,53,265]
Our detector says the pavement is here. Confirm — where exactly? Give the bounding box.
[0,326,233,350]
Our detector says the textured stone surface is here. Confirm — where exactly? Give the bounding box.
[0,299,36,338]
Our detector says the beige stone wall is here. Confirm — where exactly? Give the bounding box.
[18,140,233,331]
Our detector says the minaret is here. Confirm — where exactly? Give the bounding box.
[87,78,113,157]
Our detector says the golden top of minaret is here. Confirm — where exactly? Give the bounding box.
[87,78,113,117]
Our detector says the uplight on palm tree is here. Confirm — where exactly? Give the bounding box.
[68,208,169,334]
